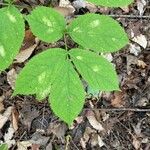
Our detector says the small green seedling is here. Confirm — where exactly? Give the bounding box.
[0,0,133,125]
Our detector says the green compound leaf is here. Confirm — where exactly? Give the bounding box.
[14,48,85,125]
[0,6,25,71]
[0,144,8,150]
[50,61,85,125]
[68,14,129,52]
[14,48,67,100]
[69,48,119,91]
[26,6,66,43]
[87,0,133,7]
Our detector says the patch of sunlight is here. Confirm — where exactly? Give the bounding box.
[0,45,5,57]
[38,72,46,84]
[93,65,99,72]
[76,56,83,60]
[47,28,54,33]
[112,38,117,41]
[7,12,16,23]
[42,17,52,27]
[73,27,82,33]
[90,20,100,28]
[39,86,51,99]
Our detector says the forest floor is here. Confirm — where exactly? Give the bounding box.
[0,0,150,149]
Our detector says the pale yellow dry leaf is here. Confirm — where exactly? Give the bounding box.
[12,108,19,131]
[15,39,39,63]
[137,60,147,68]
[7,68,17,89]
[0,106,13,129]
[54,7,75,17]
[132,34,147,48]
[17,141,32,150]
[86,111,104,131]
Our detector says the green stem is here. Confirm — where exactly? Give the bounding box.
[63,33,68,51]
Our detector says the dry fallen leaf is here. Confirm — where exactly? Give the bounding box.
[86,110,104,132]
[132,136,141,150]
[30,132,49,146]
[54,7,75,17]
[47,122,67,139]
[80,127,96,149]
[4,124,16,148]
[129,43,141,56]
[137,0,146,16]
[14,29,38,63]
[46,142,53,150]
[85,2,98,13]
[11,107,19,131]
[57,0,75,17]
[137,60,147,68]
[7,68,17,89]
[111,91,124,107]
[91,134,105,147]
[20,104,39,131]
[132,34,147,49]
[21,29,35,50]
[15,43,38,63]
[0,96,5,112]
[73,0,86,9]
[0,106,13,129]
[17,141,32,150]
[120,6,130,13]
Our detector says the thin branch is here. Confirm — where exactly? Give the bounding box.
[108,14,150,19]
[84,107,150,112]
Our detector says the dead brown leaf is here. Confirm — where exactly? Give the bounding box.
[11,107,19,131]
[86,110,104,132]
[14,30,39,63]
[111,91,124,107]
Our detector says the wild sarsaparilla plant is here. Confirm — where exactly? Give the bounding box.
[0,0,133,125]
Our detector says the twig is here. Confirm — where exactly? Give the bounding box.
[84,107,150,112]
[108,14,150,19]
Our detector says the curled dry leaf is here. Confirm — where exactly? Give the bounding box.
[11,107,19,131]
[14,29,38,63]
[137,0,146,16]
[86,110,104,132]
[15,43,38,63]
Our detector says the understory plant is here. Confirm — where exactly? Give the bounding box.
[0,0,133,125]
